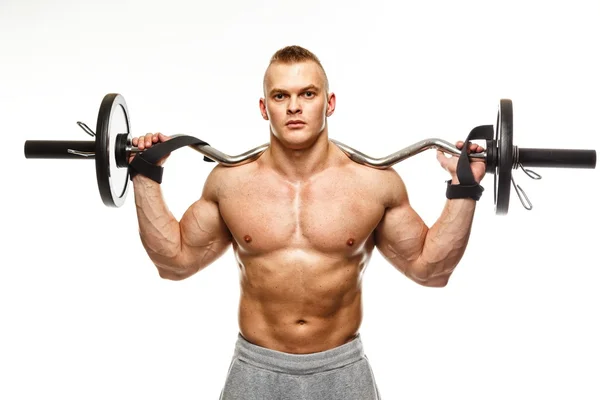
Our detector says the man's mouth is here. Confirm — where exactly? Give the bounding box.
[286,120,306,127]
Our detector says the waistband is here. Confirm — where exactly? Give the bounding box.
[233,333,365,375]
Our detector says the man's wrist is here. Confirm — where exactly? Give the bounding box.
[132,174,161,188]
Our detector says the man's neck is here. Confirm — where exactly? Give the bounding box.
[265,130,333,182]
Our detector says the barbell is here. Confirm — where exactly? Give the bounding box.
[23,93,597,214]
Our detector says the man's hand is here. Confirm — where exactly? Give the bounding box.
[129,132,171,165]
[436,141,486,184]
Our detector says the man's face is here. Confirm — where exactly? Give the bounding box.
[260,61,335,149]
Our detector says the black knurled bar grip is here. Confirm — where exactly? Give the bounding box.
[518,148,596,169]
[24,140,95,159]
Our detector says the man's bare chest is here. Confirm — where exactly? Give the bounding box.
[218,177,385,254]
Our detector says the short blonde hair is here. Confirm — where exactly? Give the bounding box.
[263,45,329,92]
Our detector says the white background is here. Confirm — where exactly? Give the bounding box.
[1,0,599,399]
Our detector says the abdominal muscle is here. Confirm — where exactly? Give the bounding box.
[236,247,366,354]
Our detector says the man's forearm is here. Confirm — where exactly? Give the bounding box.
[416,198,477,283]
[133,176,182,269]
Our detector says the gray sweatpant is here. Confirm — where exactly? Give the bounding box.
[219,333,381,400]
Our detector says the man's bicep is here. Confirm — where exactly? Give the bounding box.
[375,172,428,276]
[375,203,427,272]
[178,169,233,271]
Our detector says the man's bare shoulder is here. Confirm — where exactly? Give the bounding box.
[340,152,408,208]
[202,159,260,201]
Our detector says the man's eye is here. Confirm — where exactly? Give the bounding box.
[274,94,285,100]
[304,91,314,97]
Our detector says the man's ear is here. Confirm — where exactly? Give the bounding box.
[259,98,269,120]
[326,92,336,117]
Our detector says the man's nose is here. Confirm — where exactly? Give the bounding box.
[287,96,302,114]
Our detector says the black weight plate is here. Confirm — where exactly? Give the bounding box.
[495,99,513,215]
[95,93,131,207]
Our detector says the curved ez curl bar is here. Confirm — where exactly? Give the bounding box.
[24,93,596,214]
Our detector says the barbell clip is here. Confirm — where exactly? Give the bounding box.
[77,121,96,138]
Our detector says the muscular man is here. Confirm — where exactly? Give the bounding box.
[130,45,486,399]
